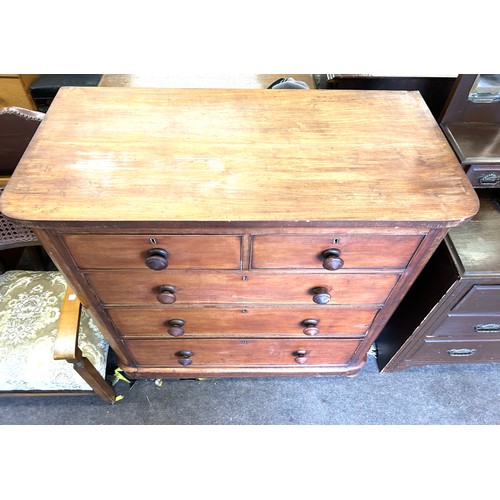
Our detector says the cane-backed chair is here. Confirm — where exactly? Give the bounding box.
[0,107,45,271]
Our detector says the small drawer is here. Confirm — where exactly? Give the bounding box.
[407,339,500,364]
[251,234,422,270]
[466,164,500,188]
[429,315,500,339]
[63,234,242,270]
[107,306,380,338]
[451,285,500,314]
[124,338,361,367]
[87,270,399,306]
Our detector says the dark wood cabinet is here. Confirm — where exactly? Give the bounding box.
[377,190,500,372]
[440,74,500,189]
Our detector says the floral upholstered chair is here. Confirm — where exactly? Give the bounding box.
[0,270,115,403]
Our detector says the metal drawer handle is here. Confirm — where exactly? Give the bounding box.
[474,323,500,334]
[478,173,500,185]
[447,348,477,357]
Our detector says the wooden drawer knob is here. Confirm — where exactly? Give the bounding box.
[312,286,331,304]
[167,319,185,337]
[321,248,344,271]
[302,318,320,336]
[176,349,193,366]
[294,349,309,364]
[157,285,177,304]
[145,248,169,270]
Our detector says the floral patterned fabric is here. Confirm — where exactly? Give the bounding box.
[0,271,109,391]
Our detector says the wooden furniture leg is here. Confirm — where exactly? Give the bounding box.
[54,287,116,404]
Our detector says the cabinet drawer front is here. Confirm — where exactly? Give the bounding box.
[108,306,379,337]
[466,164,500,188]
[251,234,422,269]
[451,285,500,314]
[125,338,361,366]
[408,339,500,363]
[64,234,242,269]
[430,316,500,339]
[88,271,399,306]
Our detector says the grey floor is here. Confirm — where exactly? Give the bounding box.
[1,354,498,425]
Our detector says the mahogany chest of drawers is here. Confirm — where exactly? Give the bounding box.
[1,87,479,379]
[377,190,500,371]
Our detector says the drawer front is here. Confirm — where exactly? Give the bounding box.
[107,306,380,338]
[408,339,500,363]
[63,234,242,269]
[251,234,422,270]
[430,315,500,339]
[87,271,399,306]
[125,338,361,367]
[451,285,500,314]
[466,164,500,188]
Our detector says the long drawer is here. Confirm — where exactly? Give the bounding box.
[451,285,500,314]
[87,271,400,306]
[107,306,380,338]
[63,234,242,269]
[251,234,422,270]
[466,164,500,188]
[429,315,500,339]
[124,338,361,367]
[407,339,500,363]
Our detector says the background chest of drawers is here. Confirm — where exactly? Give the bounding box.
[1,87,479,380]
[376,190,500,371]
[440,74,500,189]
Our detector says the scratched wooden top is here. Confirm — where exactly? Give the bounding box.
[1,87,478,226]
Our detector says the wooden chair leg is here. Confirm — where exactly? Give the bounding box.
[69,354,116,404]
[55,286,116,404]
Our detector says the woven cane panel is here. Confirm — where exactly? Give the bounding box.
[0,186,38,249]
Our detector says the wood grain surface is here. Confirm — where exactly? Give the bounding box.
[1,87,478,225]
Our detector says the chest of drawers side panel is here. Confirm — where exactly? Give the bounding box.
[32,229,136,367]
[358,227,451,369]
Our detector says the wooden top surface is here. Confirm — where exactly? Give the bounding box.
[98,74,317,89]
[1,87,478,226]
[447,190,500,275]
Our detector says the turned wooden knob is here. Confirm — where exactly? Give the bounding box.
[167,319,185,337]
[157,285,177,304]
[321,248,344,271]
[294,349,308,364]
[302,318,320,336]
[176,350,193,366]
[145,248,169,270]
[312,286,331,305]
